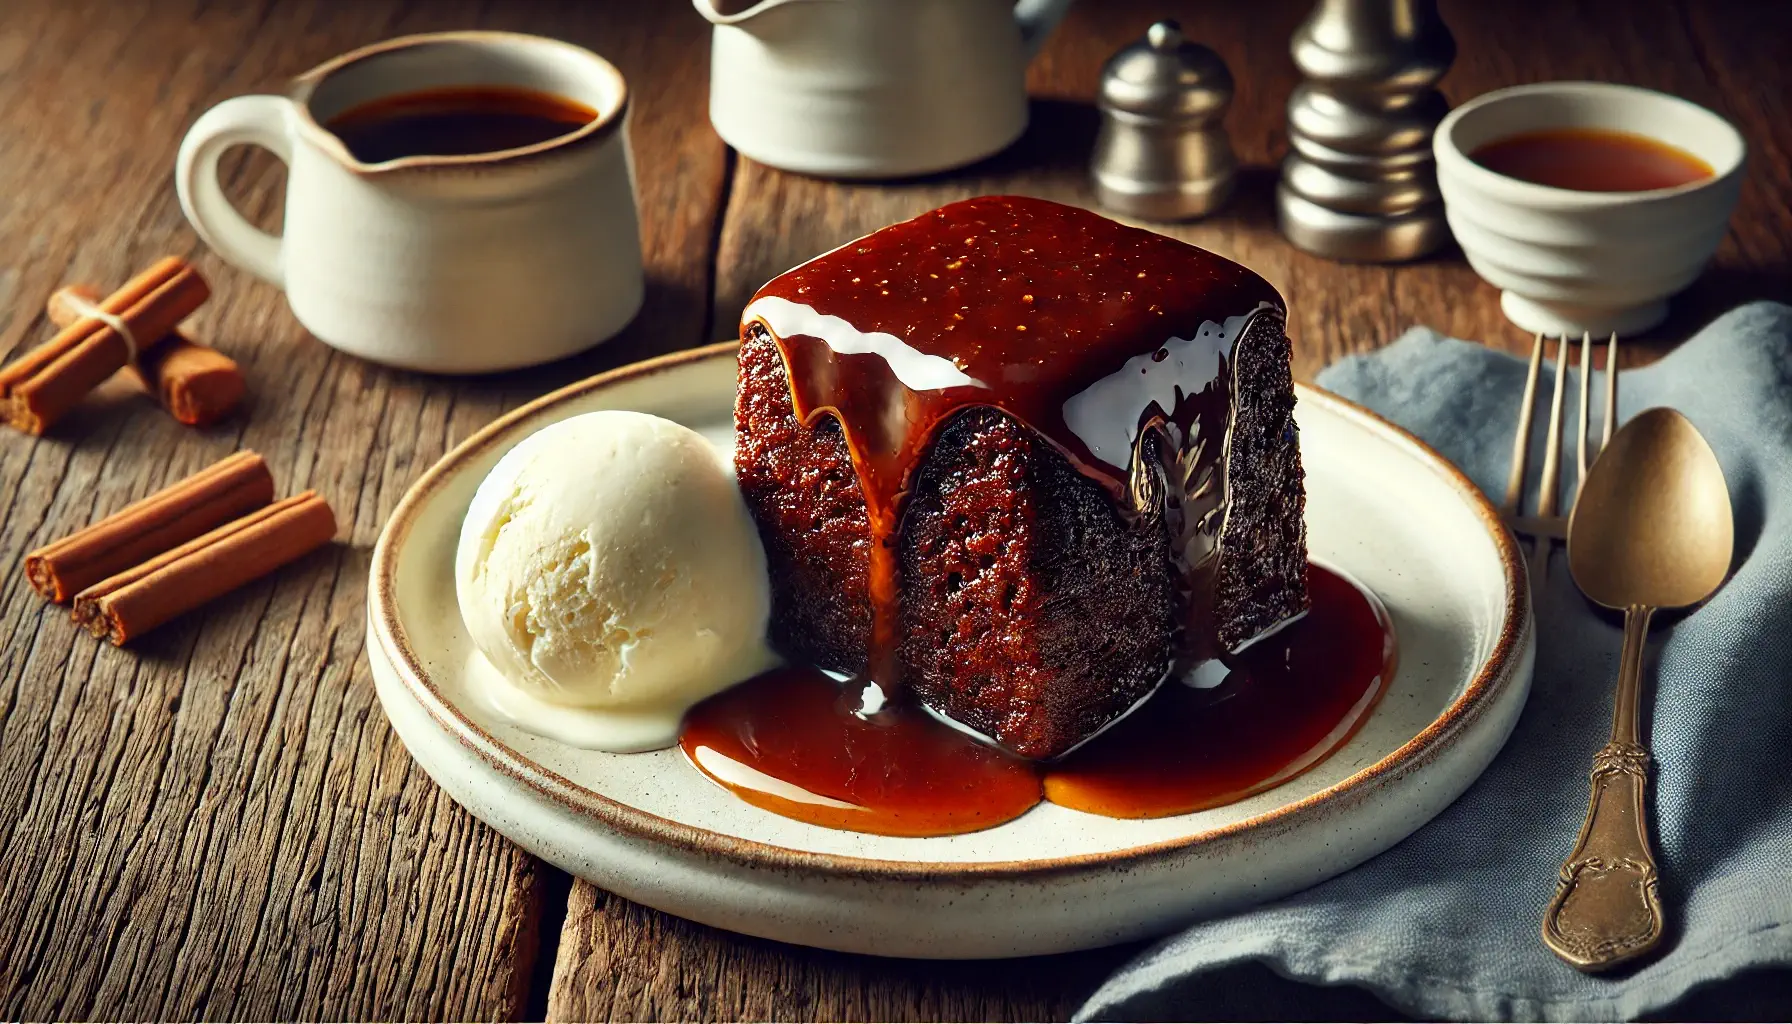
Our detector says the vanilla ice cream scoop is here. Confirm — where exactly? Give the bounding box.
[455,410,774,751]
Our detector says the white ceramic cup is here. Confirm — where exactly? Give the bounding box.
[177,32,644,374]
[1434,82,1745,336]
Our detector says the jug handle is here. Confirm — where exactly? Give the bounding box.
[176,95,292,287]
[1014,0,1075,60]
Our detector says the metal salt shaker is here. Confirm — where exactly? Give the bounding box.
[1275,0,1456,261]
[1091,20,1235,222]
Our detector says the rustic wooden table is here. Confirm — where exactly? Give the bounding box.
[0,0,1785,1019]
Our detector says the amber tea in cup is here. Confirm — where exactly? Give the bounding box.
[1470,128,1713,192]
[325,85,598,163]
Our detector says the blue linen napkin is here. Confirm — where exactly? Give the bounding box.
[1078,302,1792,1022]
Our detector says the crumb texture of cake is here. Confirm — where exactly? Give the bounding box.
[1214,312,1309,651]
[732,195,1308,760]
[734,325,870,669]
[897,407,1173,758]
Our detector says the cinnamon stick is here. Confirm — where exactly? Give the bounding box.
[24,451,274,603]
[0,257,209,434]
[49,285,245,427]
[72,490,336,645]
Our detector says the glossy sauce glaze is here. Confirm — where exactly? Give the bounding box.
[680,563,1393,836]
[1470,128,1713,192]
[679,668,1043,837]
[742,196,1286,690]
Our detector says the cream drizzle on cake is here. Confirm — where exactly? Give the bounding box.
[743,296,985,392]
[1062,304,1276,472]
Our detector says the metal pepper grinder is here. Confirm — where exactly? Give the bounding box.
[1091,20,1236,222]
[1276,0,1455,261]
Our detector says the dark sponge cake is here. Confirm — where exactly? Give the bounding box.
[734,323,873,672]
[733,197,1308,760]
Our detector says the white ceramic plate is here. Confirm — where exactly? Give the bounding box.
[367,343,1533,958]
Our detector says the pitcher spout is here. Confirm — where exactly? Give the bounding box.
[691,0,813,27]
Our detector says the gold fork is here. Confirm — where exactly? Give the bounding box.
[1500,332,1619,584]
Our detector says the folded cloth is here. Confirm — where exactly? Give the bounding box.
[1078,302,1792,1022]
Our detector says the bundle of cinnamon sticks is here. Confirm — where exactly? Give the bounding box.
[25,451,336,644]
[0,257,246,433]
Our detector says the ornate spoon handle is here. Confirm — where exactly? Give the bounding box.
[1542,604,1664,971]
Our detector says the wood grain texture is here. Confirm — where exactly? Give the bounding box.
[0,0,722,1019]
[2,0,1788,1020]
[546,880,1135,1023]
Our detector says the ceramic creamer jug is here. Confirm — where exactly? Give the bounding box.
[694,0,1076,179]
[177,32,643,374]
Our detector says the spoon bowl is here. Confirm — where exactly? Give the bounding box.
[1568,407,1733,611]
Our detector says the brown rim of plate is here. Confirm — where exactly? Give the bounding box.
[368,341,1530,882]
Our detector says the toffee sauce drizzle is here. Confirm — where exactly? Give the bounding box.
[745,196,1286,694]
[681,563,1395,835]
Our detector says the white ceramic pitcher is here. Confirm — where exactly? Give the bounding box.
[695,0,1076,179]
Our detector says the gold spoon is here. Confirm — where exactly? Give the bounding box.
[1542,407,1733,971]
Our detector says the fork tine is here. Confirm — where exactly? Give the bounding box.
[1527,532,1550,588]
[1577,331,1593,486]
[1537,335,1570,521]
[1603,332,1618,450]
[1503,332,1546,516]
[1532,335,1572,587]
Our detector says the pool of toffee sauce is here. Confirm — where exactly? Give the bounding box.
[679,563,1395,836]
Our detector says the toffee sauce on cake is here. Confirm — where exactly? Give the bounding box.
[681,563,1394,835]
[740,196,1287,696]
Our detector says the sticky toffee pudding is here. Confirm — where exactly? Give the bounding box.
[675,197,1389,836]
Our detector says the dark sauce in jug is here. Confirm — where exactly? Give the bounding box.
[325,86,597,163]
